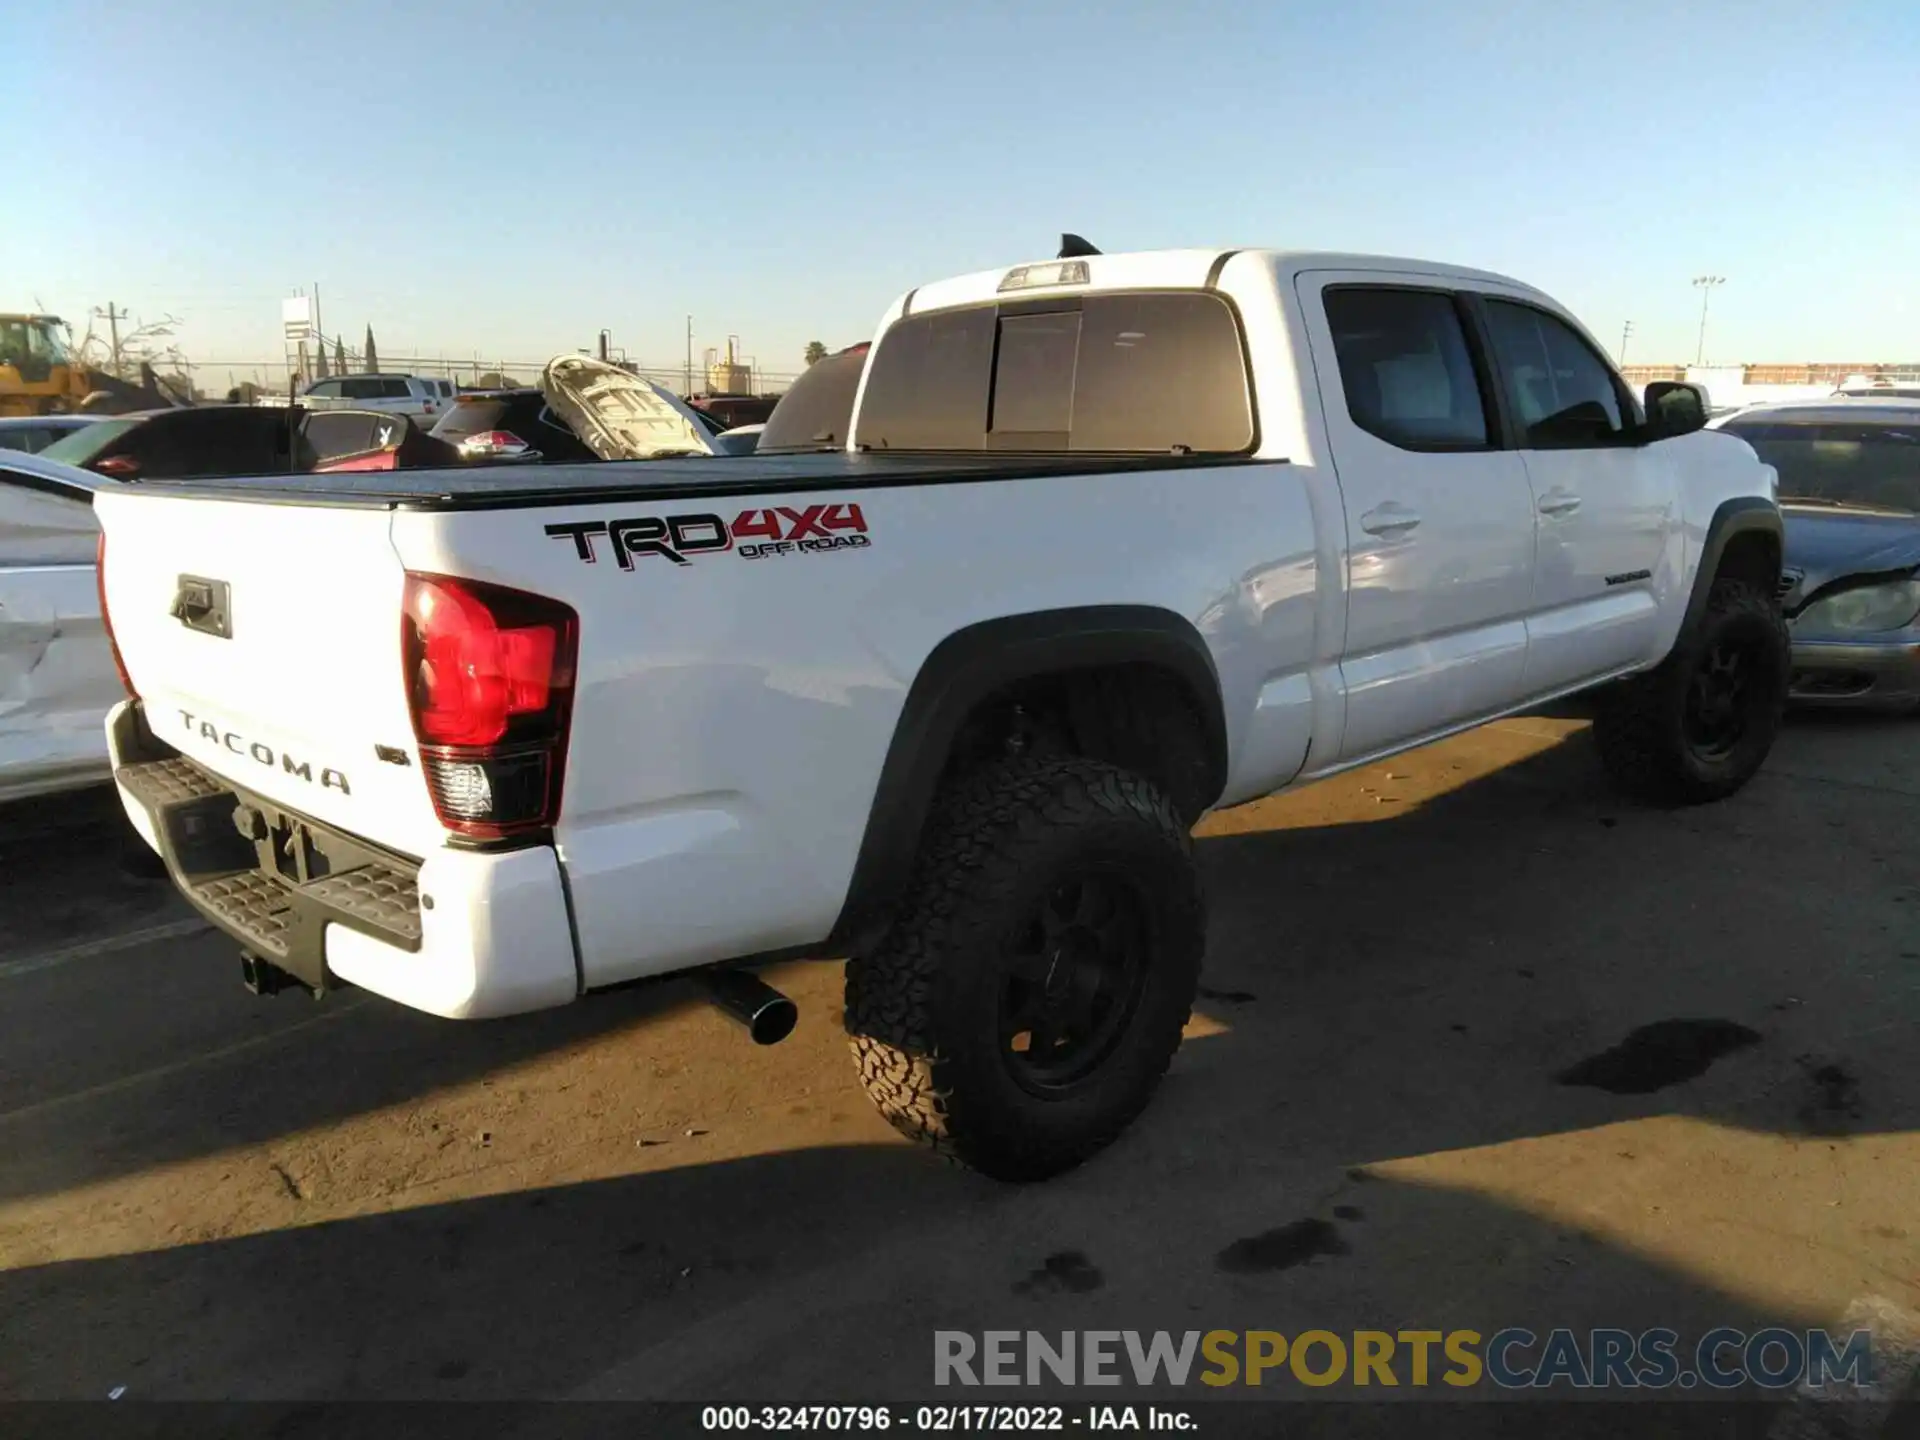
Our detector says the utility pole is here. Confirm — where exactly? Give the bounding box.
[94,303,128,378]
[685,315,693,396]
[1691,276,1724,366]
[1619,319,1633,366]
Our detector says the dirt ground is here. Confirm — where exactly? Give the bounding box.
[1,710,1916,1430]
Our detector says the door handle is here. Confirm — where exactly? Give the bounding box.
[1538,490,1582,516]
[1359,504,1421,536]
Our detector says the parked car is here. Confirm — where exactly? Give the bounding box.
[0,450,122,802]
[0,415,104,456]
[686,393,778,429]
[428,382,732,464]
[537,358,725,460]
[427,388,603,464]
[1833,379,1920,400]
[301,374,455,429]
[36,405,454,480]
[710,424,764,456]
[94,244,1783,1180]
[754,342,869,455]
[1713,398,1920,709]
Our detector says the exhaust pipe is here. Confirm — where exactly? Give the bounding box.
[697,968,797,1045]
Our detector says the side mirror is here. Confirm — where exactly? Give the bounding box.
[1644,381,1709,439]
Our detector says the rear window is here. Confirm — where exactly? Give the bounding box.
[853,292,1253,454]
[433,396,513,442]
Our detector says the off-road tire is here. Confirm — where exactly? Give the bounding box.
[844,755,1203,1182]
[1593,577,1789,805]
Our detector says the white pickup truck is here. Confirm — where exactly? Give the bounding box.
[94,244,1788,1180]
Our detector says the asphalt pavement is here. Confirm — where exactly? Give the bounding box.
[1,711,1916,1433]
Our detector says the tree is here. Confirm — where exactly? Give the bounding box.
[63,309,199,403]
[64,309,188,384]
[804,340,828,367]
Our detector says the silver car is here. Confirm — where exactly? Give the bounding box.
[300,374,455,429]
[1713,399,1920,710]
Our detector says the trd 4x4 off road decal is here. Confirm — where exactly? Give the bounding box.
[545,503,871,568]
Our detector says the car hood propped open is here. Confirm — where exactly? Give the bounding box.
[539,356,720,461]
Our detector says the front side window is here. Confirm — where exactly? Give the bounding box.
[1323,288,1489,450]
[1483,300,1627,448]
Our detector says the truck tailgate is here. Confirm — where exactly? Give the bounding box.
[94,488,443,856]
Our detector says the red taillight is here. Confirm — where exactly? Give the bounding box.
[95,532,137,699]
[402,573,577,840]
[314,449,400,473]
[93,454,141,479]
[456,430,534,459]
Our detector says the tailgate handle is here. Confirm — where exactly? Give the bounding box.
[170,574,232,639]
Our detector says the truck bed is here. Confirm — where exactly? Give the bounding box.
[120,451,1263,511]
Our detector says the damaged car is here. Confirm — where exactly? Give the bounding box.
[1714,398,1920,710]
[0,451,123,802]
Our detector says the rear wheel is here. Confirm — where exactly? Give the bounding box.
[844,756,1203,1182]
[1593,577,1789,804]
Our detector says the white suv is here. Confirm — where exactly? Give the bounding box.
[301,374,453,427]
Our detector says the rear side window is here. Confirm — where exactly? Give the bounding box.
[854,292,1252,454]
[339,377,380,401]
[1482,300,1628,448]
[1323,288,1489,450]
[300,410,397,464]
[132,410,294,477]
[380,378,413,399]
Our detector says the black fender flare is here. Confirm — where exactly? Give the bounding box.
[1679,496,1784,639]
[827,606,1228,952]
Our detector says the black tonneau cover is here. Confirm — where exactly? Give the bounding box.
[120,451,1265,511]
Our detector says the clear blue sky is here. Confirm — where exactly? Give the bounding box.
[8,0,1917,381]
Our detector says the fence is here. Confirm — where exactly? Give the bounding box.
[179,352,804,401]
[1622,363,1920,386]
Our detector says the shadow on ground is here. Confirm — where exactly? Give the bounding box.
[1,714,1915,1422]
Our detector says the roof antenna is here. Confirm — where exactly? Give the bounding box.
[1058,233,1101,259]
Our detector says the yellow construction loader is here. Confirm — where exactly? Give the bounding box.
[0,314,91,416]
[0,314,185,416]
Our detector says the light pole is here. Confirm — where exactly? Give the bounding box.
[1619,319,1633,366]
[1692,276,1724,366]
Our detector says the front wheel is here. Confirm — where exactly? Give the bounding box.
[844,756,1204,1182]
[1593,577,1789,805]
